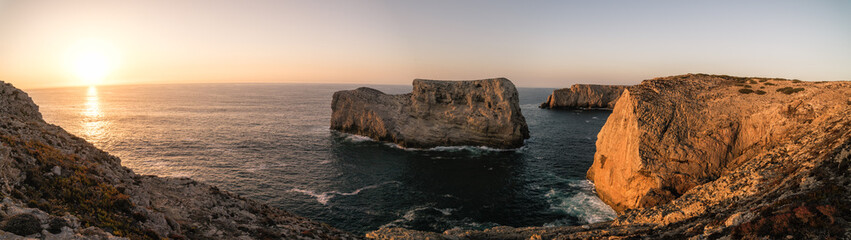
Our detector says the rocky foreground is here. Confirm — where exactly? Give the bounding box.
[0,81,357,239]
[539,85,627,109]
[370,74,851,239]
[331,78,530,149]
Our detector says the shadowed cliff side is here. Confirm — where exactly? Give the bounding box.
[367,74,851,239]
[539,85,627,109]
[331,78,530,149]
[0,81,357,239]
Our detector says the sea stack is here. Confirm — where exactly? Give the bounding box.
[331,78,530,149]
[540,84,628,109]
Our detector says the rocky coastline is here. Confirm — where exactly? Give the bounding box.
[331,78,530,149]
[2,73,849,239]
[0,81,357,239]
[369,74,851,239]
[539,84,627,110]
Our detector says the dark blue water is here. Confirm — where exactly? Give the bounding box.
[27,83,616,234]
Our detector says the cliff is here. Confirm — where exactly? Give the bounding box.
[0,81,357,239]
[539,84,627,109]
[367,74,851,239]
[331,78,530,149]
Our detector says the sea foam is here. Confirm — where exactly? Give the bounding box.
[290,181,401,205]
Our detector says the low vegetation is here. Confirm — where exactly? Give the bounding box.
[2,214,41,236]
[0,135,150,239]
[739,88,755,94]
[776,87,805,95]
[755,90,767,95]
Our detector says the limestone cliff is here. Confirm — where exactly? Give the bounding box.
[539,84,627,109]
[0,81,356,239]
[367,74,851,239]
[587,74,850,214]
[331,78,530,149]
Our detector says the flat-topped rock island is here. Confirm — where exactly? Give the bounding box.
[539,84,628,109]
[331,78,530,149]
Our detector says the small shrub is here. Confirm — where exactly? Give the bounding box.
[743,84,752,88]
[749,80,757,84]
[48,218,68,234]
[792,79,803,83]
[755,90,767,95]
[739,88,754,94]
[777,87,804,94]
[764,82,776,86]
[2,214,42,236]
[759,79,768,82]
[760,86,765,89]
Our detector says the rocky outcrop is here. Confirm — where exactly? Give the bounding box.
[587,74,851,214]
[367,74,851,239]
[331,78,530,149]
[0,81,357,239]
[539,84,627,109]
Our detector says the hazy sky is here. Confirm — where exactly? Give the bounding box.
[1,0,849,89]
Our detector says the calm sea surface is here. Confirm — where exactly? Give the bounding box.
[27,83,616,234]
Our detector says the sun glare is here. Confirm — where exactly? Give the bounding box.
[66,39,119,86]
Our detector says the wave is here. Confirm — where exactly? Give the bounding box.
[289,181,401,205]
[378,205,461,229]
[401,145,523,153]
[334,131,525,153]
[545,180,617,225]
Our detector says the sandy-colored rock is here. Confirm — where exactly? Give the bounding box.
[331,78,530,149]
[588,74,851,214]
[539,84,627,109]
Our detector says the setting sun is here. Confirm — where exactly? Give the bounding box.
[66,40,119,86]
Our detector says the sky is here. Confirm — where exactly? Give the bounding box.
[1,0,849,89]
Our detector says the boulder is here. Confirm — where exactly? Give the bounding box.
[331,78,530,149]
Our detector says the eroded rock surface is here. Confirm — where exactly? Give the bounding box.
[539,84,627,109]
[588,74,851,214]
[367,74,851,239]
[331,78,530,149]
[0,81,357,239]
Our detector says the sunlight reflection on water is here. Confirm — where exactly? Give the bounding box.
[82,86,107,143]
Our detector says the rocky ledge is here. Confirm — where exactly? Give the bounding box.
[539,84,627,109]
[0,81,357,239]
[331,78,530,149]
[368,74,851,239]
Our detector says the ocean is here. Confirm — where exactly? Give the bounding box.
[26,83,616,234]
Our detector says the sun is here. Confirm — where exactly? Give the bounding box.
[66,40,119,86]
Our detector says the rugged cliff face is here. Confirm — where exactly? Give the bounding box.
[368,74,851,239]
[539,85,627,109]
[0,81,356,239]
[331,78,530,149]
[587,74,851,214]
